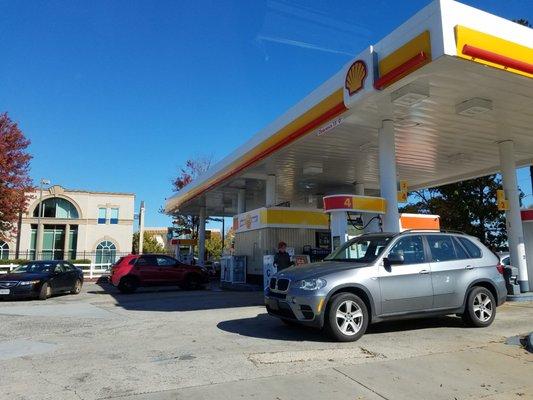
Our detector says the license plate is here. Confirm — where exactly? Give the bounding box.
[0,289,10,295]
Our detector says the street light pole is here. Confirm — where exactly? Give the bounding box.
[36,178,50,260]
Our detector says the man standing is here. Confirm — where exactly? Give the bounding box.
[274,241,294,271]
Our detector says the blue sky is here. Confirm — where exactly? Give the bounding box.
[1,0,532,229]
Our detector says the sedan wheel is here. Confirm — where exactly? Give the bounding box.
[325,293,368,342]
[71,279,82,295]
[38,283,51,300]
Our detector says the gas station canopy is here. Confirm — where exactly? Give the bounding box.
[165,0,533,218]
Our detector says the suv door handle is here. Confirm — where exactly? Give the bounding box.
[419,269,430,274]
[465,265,474,270]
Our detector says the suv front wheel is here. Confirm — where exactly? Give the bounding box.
[325,293,368,342]
[462,286,496,327]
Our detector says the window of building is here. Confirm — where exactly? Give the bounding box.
[0,241,9,260]
[95,240,117,265]
[41,224,66,260]
[68,226,78,260]
[33,198,79,219]
[98,208,107,224]
[110,208,119,224]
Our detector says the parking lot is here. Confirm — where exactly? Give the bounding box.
[0,282,532,400]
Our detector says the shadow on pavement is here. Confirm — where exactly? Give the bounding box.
[217,313,327,342]
[89,280,265,312]
[366,315,465,334]
[218,313,466,341]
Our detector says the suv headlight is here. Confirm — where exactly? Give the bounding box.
[19,280,40,286]
[294,278,327,291]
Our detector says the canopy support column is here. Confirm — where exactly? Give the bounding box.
[499,140,529,292]
[330,211,348,251]
[237,188,246,214]
[378,119,400,233]
[266,174,277,207]
[198,206,206,266]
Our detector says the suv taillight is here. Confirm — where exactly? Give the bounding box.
[496,263,504,274]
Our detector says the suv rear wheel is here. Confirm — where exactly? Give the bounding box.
[462,286,496,327]
[325,293,368,342]
[118,276,139,294]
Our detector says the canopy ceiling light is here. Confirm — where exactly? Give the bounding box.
[302,162,323,176]
[447,152,471,164]
[395,117,421,128]
[391,81,429,107]
[359,142,378,152]
[298,181,317,190]
[455,98,492,117]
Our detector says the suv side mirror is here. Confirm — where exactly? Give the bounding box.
[383,253,404,268]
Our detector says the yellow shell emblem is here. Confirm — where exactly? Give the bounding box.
[245,214,252,229]
[345,60,367,96]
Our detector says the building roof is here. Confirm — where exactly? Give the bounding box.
[165,0,533,217]
[31,185,135,197]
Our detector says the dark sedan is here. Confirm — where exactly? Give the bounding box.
[0,261,84,300]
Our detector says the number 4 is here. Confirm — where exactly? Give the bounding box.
[344,197,352,208]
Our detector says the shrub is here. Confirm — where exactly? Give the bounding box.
[69,259,92,264]
[0,259,28,265]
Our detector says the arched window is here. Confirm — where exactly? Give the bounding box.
[0,241,9,260]
[95,241,117,265]
[33,198,79,219]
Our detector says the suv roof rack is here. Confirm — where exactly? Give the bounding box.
[398,229,466,235]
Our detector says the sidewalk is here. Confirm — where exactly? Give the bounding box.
[115,343,533,400]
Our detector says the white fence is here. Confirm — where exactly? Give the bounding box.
[0,263,112,279]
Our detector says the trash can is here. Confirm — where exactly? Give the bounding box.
[503,265,521,295]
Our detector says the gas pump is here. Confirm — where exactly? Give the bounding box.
[323,194,387,251]
[323,194,441,251]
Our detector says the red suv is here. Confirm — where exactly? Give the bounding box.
[110,254,209,293]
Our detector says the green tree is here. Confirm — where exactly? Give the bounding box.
[400,174,522,251]
[132,232,166,254]
[205,231,223,260]
[204,228,235,260]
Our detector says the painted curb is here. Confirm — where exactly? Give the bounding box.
[506,293,533,302]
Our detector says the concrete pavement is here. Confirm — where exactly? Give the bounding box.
[0,282,531,399]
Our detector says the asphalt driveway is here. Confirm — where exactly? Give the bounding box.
[0,282,531,399]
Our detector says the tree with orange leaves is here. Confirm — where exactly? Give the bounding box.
[0,113,33,240]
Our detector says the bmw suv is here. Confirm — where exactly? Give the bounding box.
[265,231,507,342]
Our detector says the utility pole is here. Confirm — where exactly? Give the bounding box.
[530,166,533,203]
[138,201,145,254]
[35,178,50,260]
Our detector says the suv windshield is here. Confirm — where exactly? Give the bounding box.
[325,235,393,263]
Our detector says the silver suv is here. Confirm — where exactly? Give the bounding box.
[265,231,507,342]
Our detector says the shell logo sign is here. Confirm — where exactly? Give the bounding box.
[244,213,253,229]
[345,60,367,96]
